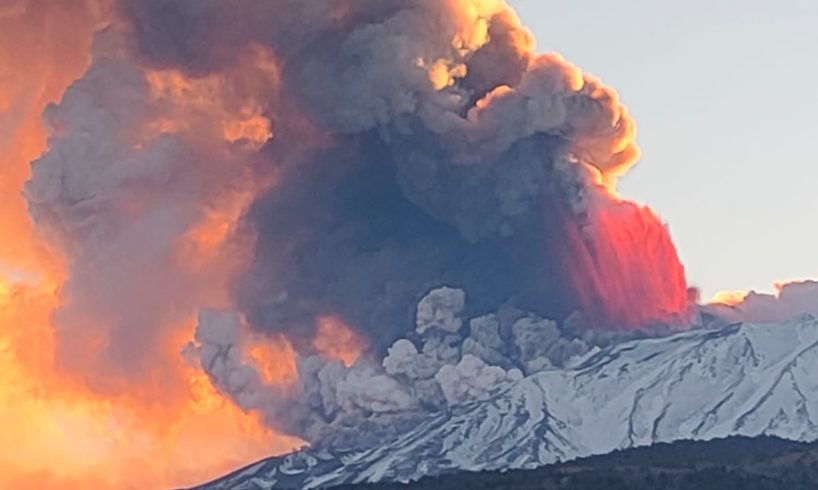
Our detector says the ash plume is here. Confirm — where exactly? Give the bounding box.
[116,0,666,350]
[22,32,275,390]
[25,0,694,452]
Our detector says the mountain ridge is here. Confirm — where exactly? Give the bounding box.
[191,314,818,489]
[336,436,818,490]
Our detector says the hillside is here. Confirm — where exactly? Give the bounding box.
[335,436,818,490]
[193,316,818,489]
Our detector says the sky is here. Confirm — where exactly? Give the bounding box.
[511,0,818,299]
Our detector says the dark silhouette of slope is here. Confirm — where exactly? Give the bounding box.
[334,436,818,490]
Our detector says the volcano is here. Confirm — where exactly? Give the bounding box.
[4,1,815,488]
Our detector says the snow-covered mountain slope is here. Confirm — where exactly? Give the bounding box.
[192,315,818,489]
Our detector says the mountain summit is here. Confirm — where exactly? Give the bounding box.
[192,314,818,489]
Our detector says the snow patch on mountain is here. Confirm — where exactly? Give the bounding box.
[192,314,818,489]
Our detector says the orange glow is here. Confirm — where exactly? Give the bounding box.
[144,48,277,148]
[710,290,751,306]
[179,188,261,273]
[0,4,297,489]
[313,316,368,367]
[0,276,303,489]
[223,115,273,144]
[247,335,299,385]
[425,58,468,90]
[0,262,301,488]
[710,279,813,307]
[773,278,812,291]
[0,314,302,489]
[572,75,641,187]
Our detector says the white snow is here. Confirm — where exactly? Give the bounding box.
[197,315,818,489]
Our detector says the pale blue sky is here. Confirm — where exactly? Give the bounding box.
[511,0,818,298]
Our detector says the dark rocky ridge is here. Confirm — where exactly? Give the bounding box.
[335,436,818,490]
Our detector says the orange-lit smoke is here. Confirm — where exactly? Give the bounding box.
[246,333,299,386]
[0,3,300,489]
[1,0,700,486]
[707,279,818,324]
[545,65,690,330]
[709,278,814,307]
[313,316,369,367]
[710,290,750,307]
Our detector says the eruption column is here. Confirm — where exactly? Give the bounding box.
[2,0,703,485]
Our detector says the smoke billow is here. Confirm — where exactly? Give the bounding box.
[117,0,681,345]
[23,32,279,391]
[24,0,696,455]
[707,280,818,324]
[0,2,312,488]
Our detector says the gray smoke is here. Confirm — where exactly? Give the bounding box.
[193,286,678,451]
[26,0,809,457]
[22,31,274,390]
[26,0,659,450]
[115,0,639,355]
[114,0,645,449]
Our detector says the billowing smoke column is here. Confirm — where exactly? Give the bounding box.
[119,0,691,342]
[23,0,694,457]
[24,31,277,390]
[1,2,305,488]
